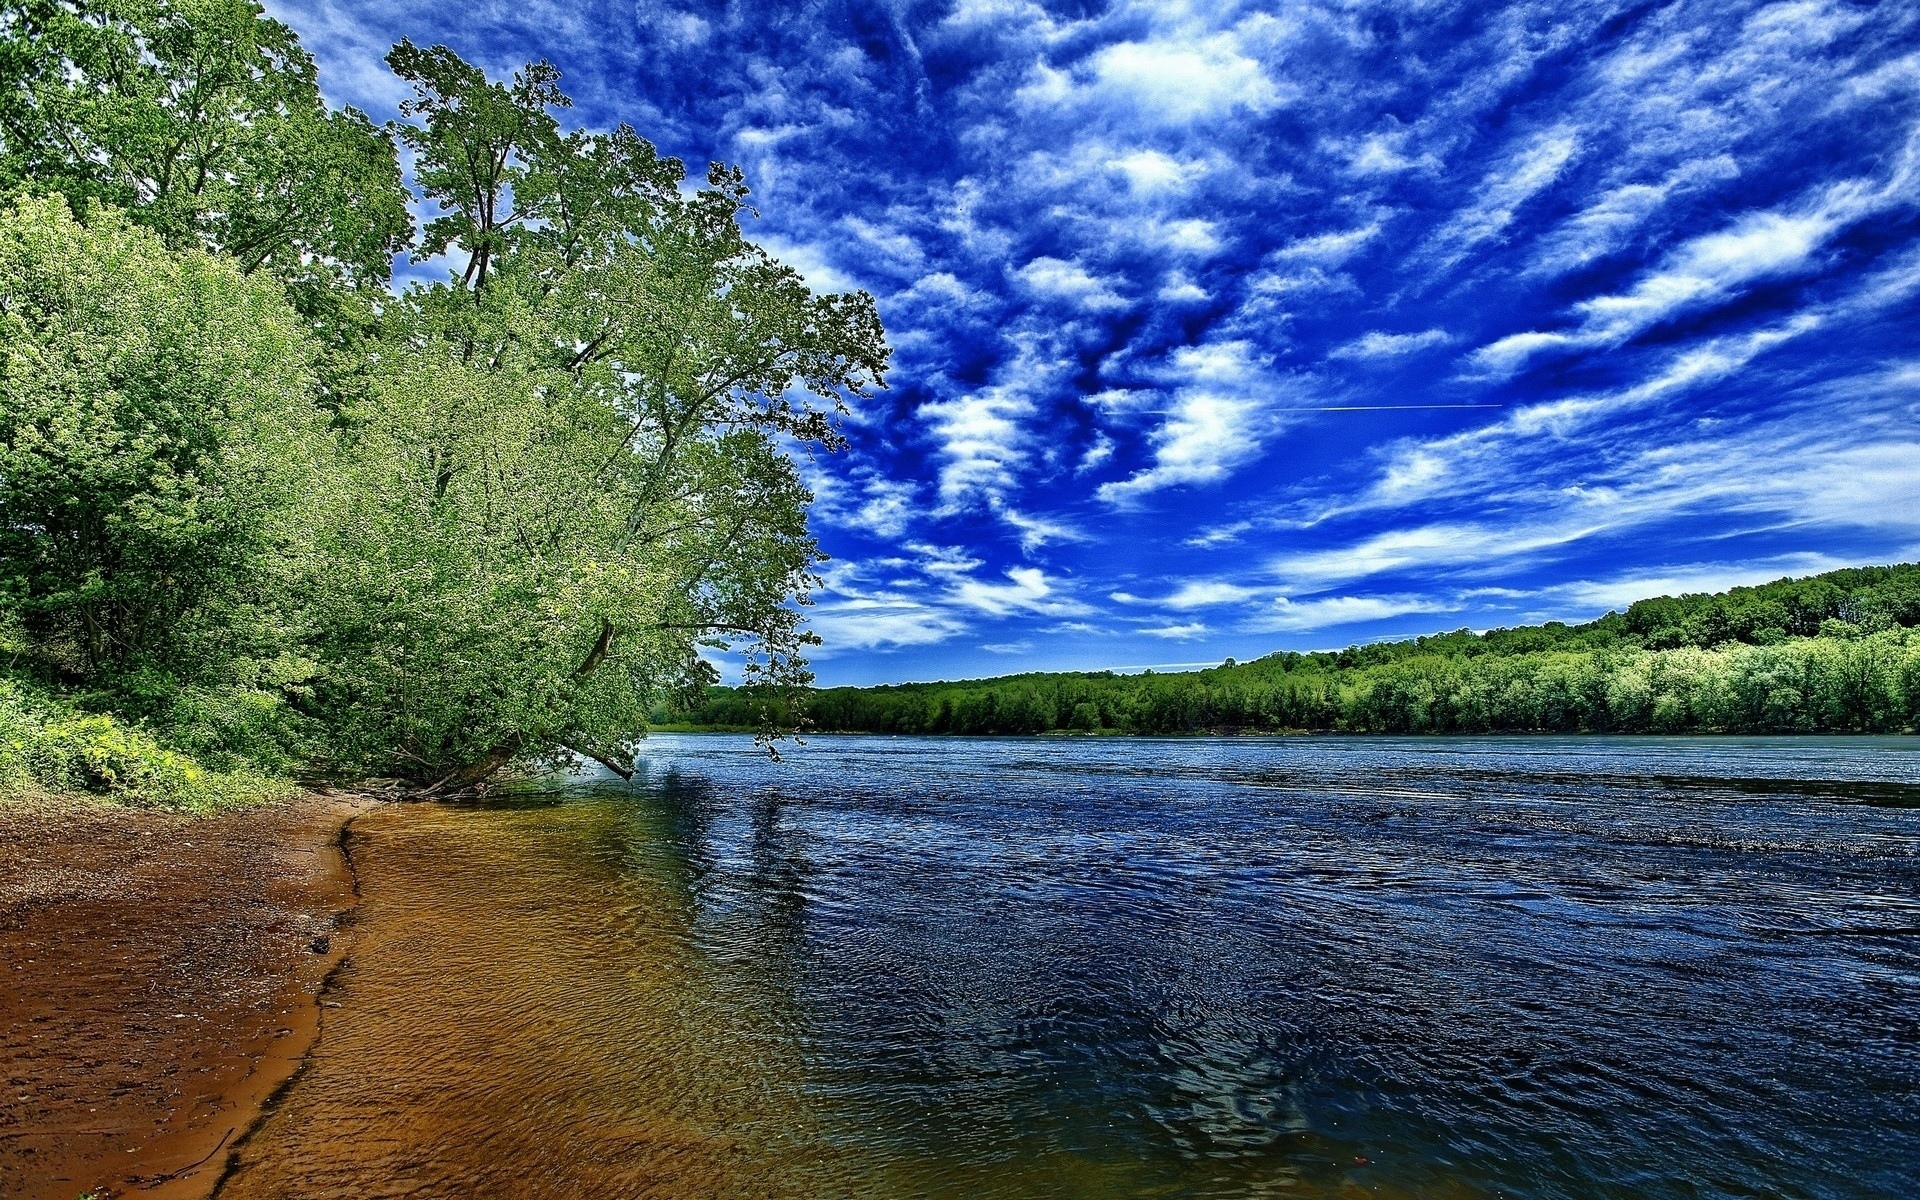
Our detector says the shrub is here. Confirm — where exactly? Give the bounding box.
[0,680,291,810]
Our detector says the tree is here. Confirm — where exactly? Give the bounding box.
[302,47,890,789]
[0,194,324,690]
[0,0,412,315]
[385,38,568,292]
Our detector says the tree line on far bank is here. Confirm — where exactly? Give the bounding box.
[666,564,1920,737]
[0,1,886,805]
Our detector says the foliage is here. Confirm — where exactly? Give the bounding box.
[0,0,411,316]
[0,195,326,694]
[0,677,292,809]
[385,38,569,291]
[295,47,888,788]
[0,20,887,798]
[669,564,1920,737]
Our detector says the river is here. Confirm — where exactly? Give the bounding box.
[217,735,1920,1199]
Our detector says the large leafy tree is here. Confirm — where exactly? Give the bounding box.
[305,47,890,789]
[0,194,325,692]
[0,0,412,315]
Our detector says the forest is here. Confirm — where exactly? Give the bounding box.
[666,564,1920,736]
[0,1,885,805]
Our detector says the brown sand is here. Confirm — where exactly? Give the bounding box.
[211,799,847,1200]
[0,792,368,1200]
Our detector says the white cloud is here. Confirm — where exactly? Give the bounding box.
[840,215,924,267]
[805,550,1092,655]
[903,542,982,577]
[1467,330,1583,377]
[1836,51,1920,107]
[1158,271,1210,303]
[1270,522,1604,591]
[938,0,1059,32]
[920,387,1033,505]
[808,469,923,539]
[1272,222,1381,265]
[1635,429,1920,535]
[1084,387,1153,415]
[1743,0,1865,50]
[1021,31,1283,125]
[1135,217,1222,256]
[1528,156,1741,277]
[806,598,966,651]
[892,271,997,317]
[1013,256,1130,310]
[1473,127,1920,374]
[757,235,861,293]
[919,338,1070,507]
[1160,581,1262,609]
[996,505,1085,552]
[1184,521,1253,548]
[1328,328,1455,360]
[982,640,1034,654]
[1246,594,1453,633]
[734,124,805,151]
[1076,431,1115,474]
[1097,389,1268,503]
[1368,315,1823,511]
[1142,621,1209,640]
[1281,352,1920,612]
[1097,340,1299,503]
[850,477,920,539]
[1106,148,1207,194]
[1345,130,1437,175]
[1112,579,1265,608]
[1427,127,1582,266]
[952,566,1089,616]
[657,12,711,47]
[1575,211,1834,333]
[1241,263,1359,300]
[1539,0,1866,190]
[1091,38,1280,120]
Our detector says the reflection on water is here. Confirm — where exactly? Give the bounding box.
[222,736,1920,1199]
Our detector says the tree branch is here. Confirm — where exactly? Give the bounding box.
[559,739,634,780]
[572,618,617,678]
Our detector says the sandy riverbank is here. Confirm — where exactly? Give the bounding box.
[0,792,370,1200]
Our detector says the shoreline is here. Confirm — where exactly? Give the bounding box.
[0,791,373,1200]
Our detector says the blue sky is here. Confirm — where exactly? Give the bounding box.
[272,0,1920,686]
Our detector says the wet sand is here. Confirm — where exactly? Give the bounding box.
[212,799,849,1200]
[0,793,367,1200]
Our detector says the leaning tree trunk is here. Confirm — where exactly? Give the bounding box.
[415,620,625,796]
[418,735,524,797]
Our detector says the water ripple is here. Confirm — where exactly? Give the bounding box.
[227,735,1920,1199]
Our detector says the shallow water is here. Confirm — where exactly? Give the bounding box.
[223,735,1920,1199]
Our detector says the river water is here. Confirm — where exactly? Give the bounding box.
[220,735,1920,1199]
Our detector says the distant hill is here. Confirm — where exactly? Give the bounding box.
[661,563,1920,736]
